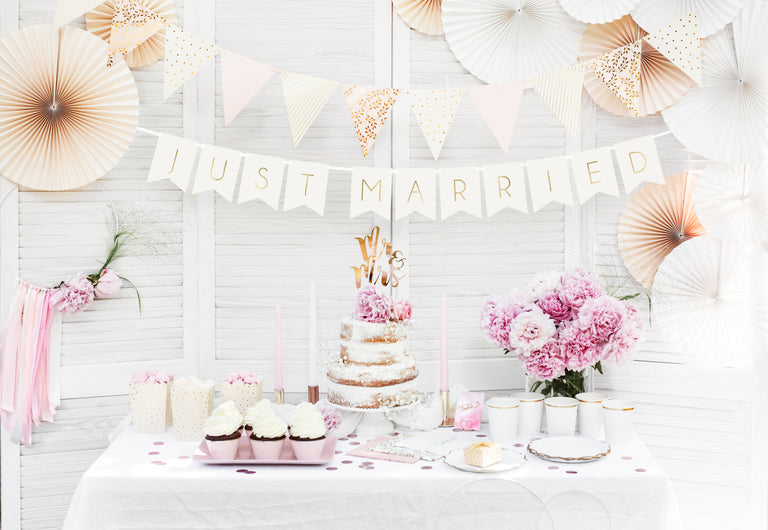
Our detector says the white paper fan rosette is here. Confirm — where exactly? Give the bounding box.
[558,0,639,24]
[661,3,768,163]
[651,235,768,363]
[0,25,139,191]
[393,0,443,36]
[630,0,745,38]
[441,0,586,83]
[693,162,768,246]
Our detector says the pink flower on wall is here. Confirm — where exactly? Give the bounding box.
[50,273,95,315]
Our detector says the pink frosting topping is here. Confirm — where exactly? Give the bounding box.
[132,370,173,384]
[224,372,262,385]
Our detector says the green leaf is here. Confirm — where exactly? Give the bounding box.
[530,380,543,393]
[595,361,603,374]
[618,292,641,301]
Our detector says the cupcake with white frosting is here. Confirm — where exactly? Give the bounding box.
[289,402,327,459]
[204,401,243,460]
[247,399,288,459]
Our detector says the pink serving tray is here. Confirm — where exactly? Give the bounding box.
[193,434,337,465]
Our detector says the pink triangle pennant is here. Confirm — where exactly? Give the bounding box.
[343,85,400,157]
[589,42,642,117]
[107,0,167,68]
[222,52,276,126]
[468,82,524,154]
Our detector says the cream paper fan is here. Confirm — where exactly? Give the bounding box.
[661,3,768,163]
[86,0,177,68]
[693,162,768,246]
[0,25,139,191]
[579,15,693,117]
[393,0,443,36]
[630,0,744,38]
[558,0,639,24]
[441,0,586,83]
[618,172,707,290]
[651,235,768,363]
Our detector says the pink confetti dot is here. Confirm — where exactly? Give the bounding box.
[635,468,646,473]
[148,451,159,455]
[341,460,353,464]
[326,467,338,471]
[153,442,164,446]
[421,466,432,470]
[362,461,373,466]
[334,450,342,454]
[547,466,559,470]
[621,456,632,460]
[452,428,462,432]
[475,434,487,438]
[348,433,358,438]
[513,443,524,448]
[151,461,166,466]
[236,469,249,473]
[349,441,361,446]
[244,470,255,474]
[178,456,189,460]
[338,437,348,441]
[565,470,577,474]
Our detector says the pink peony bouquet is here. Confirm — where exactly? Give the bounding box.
[481,269,643,397]
[355,284,412,324]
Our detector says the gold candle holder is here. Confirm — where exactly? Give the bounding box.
[274,389,284,405]
[308,385,319,404]
[440,390,453,427]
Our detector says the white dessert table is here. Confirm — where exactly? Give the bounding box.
[63,424,682,530]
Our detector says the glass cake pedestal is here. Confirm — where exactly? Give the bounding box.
[331,402,418,435]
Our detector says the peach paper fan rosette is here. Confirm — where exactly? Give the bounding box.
[0,25,138,191]
[558,0,639,24]
[630,0,745,38]
[579,15,694,118]
[661,3,768,163]
[618,172,707,290]
[393,0,443,36]
[86,0,178,68]
[441,0,586,83]
[651,235,768,363]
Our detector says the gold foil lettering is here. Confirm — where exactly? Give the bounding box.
[629,151,647,174]
[350,226,407,289]
[255,166,269,190]
[168,149,179,174]
[546,170,553,192]
[453,179,467,201]
[302,173,314,195]
[586,160,601,184]
[210,158,227,181]
[407,180,424,203]
[361,179,382,202]
[497,175,511,198]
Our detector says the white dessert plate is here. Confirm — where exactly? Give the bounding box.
[443,449,526,473]
[527,436,610,464]
[193,435,337,465]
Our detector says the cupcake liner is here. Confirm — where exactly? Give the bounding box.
[250,437,286,459]
[291,438,325,460]
[207,437,240,460]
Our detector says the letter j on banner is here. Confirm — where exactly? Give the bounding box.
[350,167,392,220]
[283,161,330,215]
[147,133,199,192]
[613,135,664,193]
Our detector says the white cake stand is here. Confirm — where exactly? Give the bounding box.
[331,401,418,435]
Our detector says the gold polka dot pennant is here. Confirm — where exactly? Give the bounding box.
[408,88,463,160]
[343,85,401,157]
[107,0,168,68]
[163,24,217,100]
[589,41,642,117]
[644,11,702,85]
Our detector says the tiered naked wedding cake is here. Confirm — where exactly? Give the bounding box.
[326,285,418,409]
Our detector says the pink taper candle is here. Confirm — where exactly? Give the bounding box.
[275,302,283,391]
[440,292,449,392]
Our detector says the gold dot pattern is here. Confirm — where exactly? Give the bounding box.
[106,0,168,68]
[343,85,400,157]
[408,88,464,160]
[644,12,702,85]
[163,24,217,99]
[129,382,171,434]
[170,383,215,441]
[589,41,642,117]
[220,381,264,415]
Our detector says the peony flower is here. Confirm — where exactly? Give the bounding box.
[480,296,526,350]
[558,269,605,314]
[509,306,556,355]
[576,295,626,341]
[392,300,413,323]
[602,303,643,364]
[50,273,95,315]
[320,407,342,433]
[536,293,572,323]
[354,284,392,323]
[527,270,563,300]
[94,268,122,298]
[559,322,605,371]
[523,340,567,381]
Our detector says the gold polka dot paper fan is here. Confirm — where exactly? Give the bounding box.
[393,0,443,36]
[631,0,744,38]
[86,0,178,68]
[0,25,139,191]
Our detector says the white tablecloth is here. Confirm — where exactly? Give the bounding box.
[63,425,681,530]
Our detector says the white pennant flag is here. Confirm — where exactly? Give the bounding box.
[395,169,437,221]
[613,135,665,193]
[532,64,584,137]
[350,168,392,220]
[645,12,702,85]
[147,133,199,192]
[54,0,103,27]
[238,154,285,210]
[570,147,619,204]
[409,89,464,160]
[283,161,330,215]
[280,72,338,146]
[192,145,242,202]
[483,163,528,216]
[439,167,482,220]
[526,157,573,212]
[164,25,218,100]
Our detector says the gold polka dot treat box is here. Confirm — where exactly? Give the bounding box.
[128,370,173,434]
[171,376,215,440]
[219,372,263,415]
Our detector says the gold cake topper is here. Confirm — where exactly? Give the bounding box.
[351,226,406,288]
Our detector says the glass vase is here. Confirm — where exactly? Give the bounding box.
[527,367,594,398]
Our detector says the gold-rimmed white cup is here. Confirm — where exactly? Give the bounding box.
[512,392,545,437]
[576,392,610,440]
[486,397,520,443]
[544,397,578,436]
[602,399,635,447]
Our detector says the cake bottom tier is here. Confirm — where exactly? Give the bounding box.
[327,380,418,409]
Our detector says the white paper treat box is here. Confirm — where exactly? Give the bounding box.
[171,381,215,440]
[220,380,264,414]
[129,382,171,434]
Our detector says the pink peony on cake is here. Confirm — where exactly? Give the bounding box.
[326,285,418,409]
